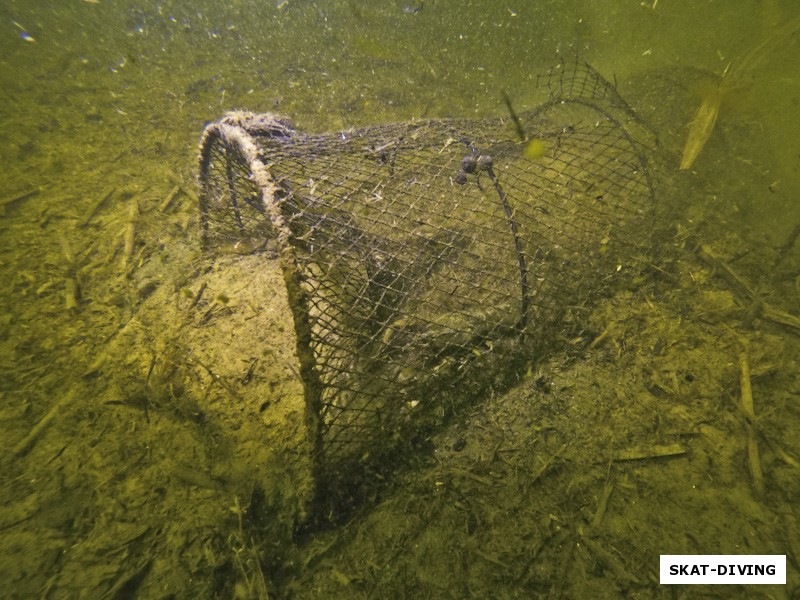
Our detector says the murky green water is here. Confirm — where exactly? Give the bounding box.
[2,1,799,598]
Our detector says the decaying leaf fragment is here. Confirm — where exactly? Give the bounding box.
[679,90,722,170]
[679,15,800,171]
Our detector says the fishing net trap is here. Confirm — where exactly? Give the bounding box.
[197,60,657,506]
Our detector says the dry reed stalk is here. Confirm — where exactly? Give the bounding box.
[739,349,764,496]
[121,197,139,269]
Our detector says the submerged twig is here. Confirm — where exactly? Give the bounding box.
[582,537,641,584]
[590,481,614,530]
[695,244,756,299]
[761,304,800,332]
[80,187,115,227]
[739,349,764,496]
[59,233,81,310]
[195,359,244,402]
[694,243,800,334]
[772,224,800,269]
[64,276,80,311]
[121,197,139,270]
[612,442,686,462]
[189,282,207,308]
[59,233,76,266]
[12,387,79,459]
[179,184,199,203]
[159,184,183,213]
[0,187,40,216]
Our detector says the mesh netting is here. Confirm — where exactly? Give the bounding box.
[197,60,656,494]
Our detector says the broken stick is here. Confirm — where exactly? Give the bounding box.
[80,187,115,227]
[695,243,800,334]
[121,197,138,270]
[64,276,80,311]
[12,387,79,459]
[159,184,182,213]
[739,349,765,496]
[0,187,40,216]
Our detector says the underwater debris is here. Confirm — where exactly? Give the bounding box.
[64,276,80,311]
[121,197,139,270]
[679,90,722,171]
[679,15,800,170]
[80,187,115,227]
[0,187,40,216]
[11,387,80,459]
[12,21,35,43]
[739,348,764,496]
[694,243,800,334]
[159,184,182,213]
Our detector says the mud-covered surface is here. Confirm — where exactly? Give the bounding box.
[2,1,800,598]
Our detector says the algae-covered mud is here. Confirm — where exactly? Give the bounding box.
[1,1,799,598]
